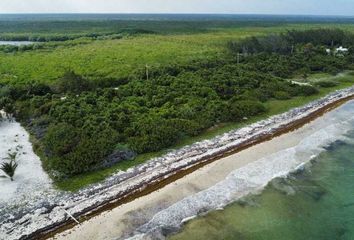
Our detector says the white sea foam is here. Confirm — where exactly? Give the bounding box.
[128,102,354,240]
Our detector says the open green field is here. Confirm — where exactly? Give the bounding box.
[1,22,354,84]
[2,27,277,84]
[0,31,246,83]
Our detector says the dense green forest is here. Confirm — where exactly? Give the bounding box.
[1,14,353,41]
[1,28,353,180]
[0,15,286,43]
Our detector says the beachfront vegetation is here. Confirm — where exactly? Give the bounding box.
[1,15,354,186]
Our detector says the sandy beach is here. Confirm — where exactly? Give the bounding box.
[0,113,54,205]
[52,99,354,240]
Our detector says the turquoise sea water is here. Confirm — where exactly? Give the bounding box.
[170,116,354,240]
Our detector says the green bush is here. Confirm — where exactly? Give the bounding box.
[128,116,182,153]
[44,123,79,157]
[274,91,291,100]
[0,97,15,114]
[55,71,93,94]
[228,100,266,121]
[289,85,319,96]
[43,123,118,176]
[315,80,338,88]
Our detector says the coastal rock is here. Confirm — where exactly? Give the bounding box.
[96,149,137,169]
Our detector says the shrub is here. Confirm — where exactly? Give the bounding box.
[43,123,80,157]
[44,123,118,176]
[315,80,338,88]
[0,161,18,181]
[55,71,93,94]
[128,116,181,153]
[274,91,291,100]
[1,153,18,181]
[291,85,319,96]
[228,100,266,121]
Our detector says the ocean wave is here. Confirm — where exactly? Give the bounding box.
[126,104,354,240]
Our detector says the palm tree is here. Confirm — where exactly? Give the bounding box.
[0,160,18,181]
[1,152,18,181]
[4,152,17,162]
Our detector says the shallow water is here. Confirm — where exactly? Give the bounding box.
[126,100,354,240]
[169,125,354,239]
[0,41,33,46]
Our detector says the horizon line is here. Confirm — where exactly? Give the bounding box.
[0,13,353,17]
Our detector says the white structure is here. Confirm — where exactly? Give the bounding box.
[335,46,349,54]
[326,46,349,56]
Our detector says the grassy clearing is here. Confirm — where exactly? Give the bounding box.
[2,23,354,85]
[0,29,262,84]
[291,71,354,84]
[56,73,354,191]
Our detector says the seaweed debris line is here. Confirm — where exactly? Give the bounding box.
[56,95,354,240]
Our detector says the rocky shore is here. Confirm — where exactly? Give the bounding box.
[1,87,354,240]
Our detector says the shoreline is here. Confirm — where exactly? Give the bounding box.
[54,93,354,240]
[2,87,354,240]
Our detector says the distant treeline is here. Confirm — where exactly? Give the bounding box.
[1,29,353,178]
[0,29,154,53]
[4,15,352,45]
[0,28,154,42]
[0,17,290,38]
[228,29,354,55]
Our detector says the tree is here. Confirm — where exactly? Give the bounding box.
[0,97,15,115]
[43,123,79,157]
[56,71,92,94]
[228,100,266,121]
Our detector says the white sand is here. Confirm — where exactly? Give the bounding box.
[52,101,354,240]
[0,116,53,204]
